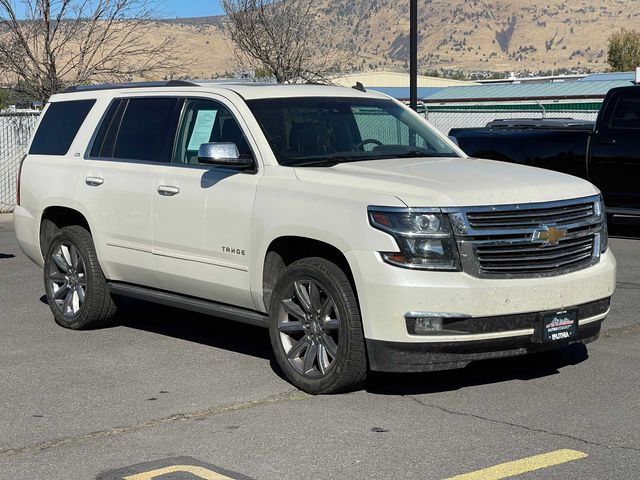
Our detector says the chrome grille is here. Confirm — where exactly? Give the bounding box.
[466,203,595,229]
[448,196,605,278]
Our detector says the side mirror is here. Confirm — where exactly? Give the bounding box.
[197,143,253,168]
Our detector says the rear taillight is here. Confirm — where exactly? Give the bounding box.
[16,155,26,206]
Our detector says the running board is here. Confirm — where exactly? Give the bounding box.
[108,283,268,328]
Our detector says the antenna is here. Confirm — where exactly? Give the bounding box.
[352,82,366,92]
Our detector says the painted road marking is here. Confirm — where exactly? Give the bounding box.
[445,449,588,480]
[124,465,233,480]
[97,456,255,480]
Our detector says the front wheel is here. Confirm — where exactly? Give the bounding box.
[43,225,117,330]
[269,258,368,394]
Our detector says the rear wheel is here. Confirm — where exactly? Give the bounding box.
[269,258,367,394]
[43,226,117,330]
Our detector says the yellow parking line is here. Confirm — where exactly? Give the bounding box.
[124,465,234,480]
[445,449,588,480]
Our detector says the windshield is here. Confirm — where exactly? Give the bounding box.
[246,97,459,167]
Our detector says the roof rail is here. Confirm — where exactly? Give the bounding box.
[63,80,199,93]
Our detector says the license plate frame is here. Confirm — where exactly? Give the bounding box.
[535,309,579,343]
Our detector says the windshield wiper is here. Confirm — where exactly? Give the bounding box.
[293,151,449,168]
[294,155,379,168]
[383,150,441,158]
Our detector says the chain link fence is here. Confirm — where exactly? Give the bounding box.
[423,103,601,136]
[0,113,40,213]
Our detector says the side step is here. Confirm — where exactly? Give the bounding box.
[108,282,268,328]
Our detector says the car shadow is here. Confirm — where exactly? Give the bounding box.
[38,296,591,393]
[116,296,589,394]
[365,343,589,396]
[116,297,275,361]
[608,216,640,239]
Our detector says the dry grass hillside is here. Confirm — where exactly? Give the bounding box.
[160,0,640,79]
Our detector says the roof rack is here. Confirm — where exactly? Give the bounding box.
[63,80,199,93]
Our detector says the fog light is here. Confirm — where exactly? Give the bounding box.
[415,317,443,333]
[405,313,446,335]
[405,311,472,336]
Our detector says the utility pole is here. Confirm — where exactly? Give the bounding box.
[410,0,418,112]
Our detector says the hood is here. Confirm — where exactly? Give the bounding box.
[294,157,599,207]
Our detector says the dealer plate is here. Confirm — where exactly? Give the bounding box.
[540,309,578,343]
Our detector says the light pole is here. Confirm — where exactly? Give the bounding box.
[410,0,418,112]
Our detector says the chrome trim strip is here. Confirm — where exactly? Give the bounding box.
[440,195,602,213]
[370,195,602,215]
[579,309,610,326]
[368,205,442,214]
[460,225,601,243]
[152,249,249,272]
[405,311,472,319]
[106,241,153,254]
[407,328,534,343]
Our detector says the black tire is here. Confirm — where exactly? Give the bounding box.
[43,225,117,330]
[269,257,368,394]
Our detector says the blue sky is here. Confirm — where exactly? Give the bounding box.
[12,0,225,19]
[163,0,224,18]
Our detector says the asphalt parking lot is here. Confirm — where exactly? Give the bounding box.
[1,213,639,480]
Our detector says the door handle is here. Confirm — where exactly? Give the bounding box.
[157,185,180,197]
[85,176,104,187]
[598,138,616,145]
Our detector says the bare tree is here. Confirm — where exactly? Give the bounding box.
[221,0,344,83]
[0,0,185,101]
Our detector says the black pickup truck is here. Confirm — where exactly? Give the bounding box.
[450,86,640,216]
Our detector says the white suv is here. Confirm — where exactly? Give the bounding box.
[15,81,616,394]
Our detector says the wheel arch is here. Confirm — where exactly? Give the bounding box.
[40,206,92,258]
[260,235,357,314]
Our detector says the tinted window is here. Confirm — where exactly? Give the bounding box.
[112,98,181,162]
[610,96,640,129]
[173,99,252,164]
[29,100,96,155]
[247,97,457,166]
[90,99,126,159]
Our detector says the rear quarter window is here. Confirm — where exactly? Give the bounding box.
[29,99,96,155]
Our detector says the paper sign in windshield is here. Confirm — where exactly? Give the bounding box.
[188,110,218,151]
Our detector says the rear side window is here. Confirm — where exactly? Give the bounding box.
[90,97,182,163]
[116,98,181,162]
[29,100,96,155]
[90,99,127,159]
[610,95,640,129]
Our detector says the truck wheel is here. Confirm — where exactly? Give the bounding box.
[269,258,368,394]
[43,226,117,330]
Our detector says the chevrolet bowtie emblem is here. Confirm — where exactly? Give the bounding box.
[533,226,568,246]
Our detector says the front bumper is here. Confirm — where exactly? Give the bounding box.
[345,249,616,371]
[367,302,607,372]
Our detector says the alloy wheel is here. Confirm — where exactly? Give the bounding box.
[48,242,87,318]
[277,279,340,378]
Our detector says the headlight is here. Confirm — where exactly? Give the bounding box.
[595,195,608,253]
[368,207,461,271]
